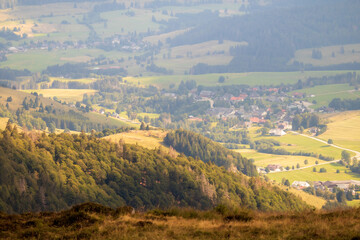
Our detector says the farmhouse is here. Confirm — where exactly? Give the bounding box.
[313,180,360,192]
[291,181,310,189]
[269,128,286,136]
[267,164,282,172]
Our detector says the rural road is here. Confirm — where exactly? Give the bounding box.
[267,131,360,174]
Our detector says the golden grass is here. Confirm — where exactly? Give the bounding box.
[0,117,9,130]
[104,130,170,151]
[3,204,360,239]
[21,89,98,102]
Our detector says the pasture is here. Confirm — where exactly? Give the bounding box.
[21,89,97,102]
[124,70,360,88]
[319,110,360,153]
[249,130,346,160]
[268,162,360,183]
[290,43,360,67]
[291,84,359,109]
[237,149,327,168]
[154,40,244,75]
[0,48,134,72]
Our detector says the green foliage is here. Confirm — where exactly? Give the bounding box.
[0,126,307,214]
[164,129,257,176]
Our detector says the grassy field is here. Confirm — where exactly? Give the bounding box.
[3,202,360,239]
[249,130,346,160]
[0,117,9,130]
[275,184,326,209]
[49,77,97,84]
[124,70,360,88]
[93,9,173,38]
[104,129,170,151]
[153,40,244,74]
[268,162,360,183]
[21,89,98,102]
[319,110,360,153]
[290,43,360,67]
[237,149,327,168]
[291,84,360,109]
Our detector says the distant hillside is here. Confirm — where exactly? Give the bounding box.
[0,87,129,132]
[169,0,360,73]
[0,125,307,213]
[0,0,104,8]
[164,129,257,176]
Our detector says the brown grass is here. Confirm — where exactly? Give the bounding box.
[1,203,360,239]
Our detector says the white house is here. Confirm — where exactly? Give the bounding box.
[291,181,310,189]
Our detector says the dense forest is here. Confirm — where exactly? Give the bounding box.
[164,129,257,176]
[0,123,307,214]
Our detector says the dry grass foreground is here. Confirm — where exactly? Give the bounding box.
[1,202,360,240]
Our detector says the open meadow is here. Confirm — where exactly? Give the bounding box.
[21,89,97,103]
[104,129,170,151]
[237,149,327,168]
[249,130,346,160]
[124,70,360,88]
[291,84,360,109]
[268,162,360,183]
[290,43,360,67]
[319,110,360,153]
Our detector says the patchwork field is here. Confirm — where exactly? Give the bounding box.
[124,70,360,88]
[319,110,360,153]
[21,89,98,102]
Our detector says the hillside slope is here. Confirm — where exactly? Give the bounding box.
[0,124,307,214]
[1,202,359,240]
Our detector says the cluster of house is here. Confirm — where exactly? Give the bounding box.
[172,87,317,128]
[290,180,360,194]
[313,180,360,193]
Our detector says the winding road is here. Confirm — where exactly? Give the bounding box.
[267,131,360,174]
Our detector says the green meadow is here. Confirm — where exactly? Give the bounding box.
[124,71,360,88]
[268,163,360,183]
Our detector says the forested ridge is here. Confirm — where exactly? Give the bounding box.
[0,122,307,214]
[168,0,360,73]
[164,129,257,176]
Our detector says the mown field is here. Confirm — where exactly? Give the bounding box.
[319,110,360,153]
[124,70,360,88]
[290,43,360,67]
